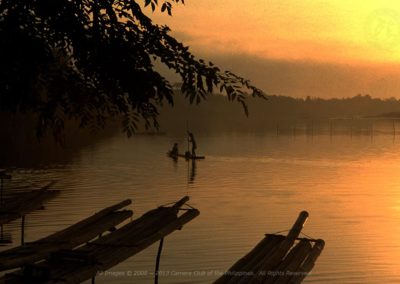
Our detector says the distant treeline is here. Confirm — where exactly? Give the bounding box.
[159,93,400,132]
[2,93,400,166]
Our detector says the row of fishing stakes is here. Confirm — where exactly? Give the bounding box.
[275,120,398,138]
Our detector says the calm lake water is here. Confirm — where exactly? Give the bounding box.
[2,130,400,283]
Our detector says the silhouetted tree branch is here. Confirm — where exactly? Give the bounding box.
[0,0,265,141]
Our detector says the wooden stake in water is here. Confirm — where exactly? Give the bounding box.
[311,120,314,137]
[186,120,189,154]
[0,178,3,207]
[155,238,165,284]
[21,215,25,246]
[371,122,374,141]
[350,118,353,139]
[393,120,396,138]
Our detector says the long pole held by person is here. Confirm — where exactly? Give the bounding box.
[186,121,190,154]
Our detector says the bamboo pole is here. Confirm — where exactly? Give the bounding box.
[21,215,25,246]
[43,199,131,242]
[221,212,309,284]
[0,200,132,271]
[214,236,272,284]
[171,196,190,211]
[0,178,3,207]
[240,236,284,273]
[268,240,312,284]
[0,211,132,271]
[154,238,164,284]
[225,236,284,284]
[48,210,199,284]
[248,211,309,283]
[288,239,325,284]
[237,239,285,284]
[393,120,396,138]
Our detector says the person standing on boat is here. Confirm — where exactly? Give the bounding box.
[170,143,179,156]
[187,132,197,157]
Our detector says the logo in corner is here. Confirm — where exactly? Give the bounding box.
[365,8,400,51]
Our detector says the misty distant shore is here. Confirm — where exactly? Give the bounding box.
[159,92,400,132]
[2,92,400,166]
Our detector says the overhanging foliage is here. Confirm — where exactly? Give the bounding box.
[0,0,264,140]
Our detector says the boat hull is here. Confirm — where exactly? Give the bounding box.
[167,152,205,160]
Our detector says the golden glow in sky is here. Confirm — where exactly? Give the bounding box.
[148,1,400,98]
[152,0,400,65]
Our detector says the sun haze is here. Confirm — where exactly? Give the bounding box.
[150,1,400,98]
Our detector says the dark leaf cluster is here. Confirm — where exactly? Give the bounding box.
[0,0,264,140]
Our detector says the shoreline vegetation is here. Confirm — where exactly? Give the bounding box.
[1,93,400,167]
[159,92,400,132]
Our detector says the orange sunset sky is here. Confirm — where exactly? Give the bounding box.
[149,0,400,99]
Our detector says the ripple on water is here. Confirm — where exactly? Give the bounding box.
[3,133,400,283]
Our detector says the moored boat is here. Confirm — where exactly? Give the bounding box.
[167,151,205,160]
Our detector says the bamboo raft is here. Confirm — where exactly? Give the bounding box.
[214,211,324,284]
[1,196,199,284]
[0,182,59,225]
[0,199,132,271]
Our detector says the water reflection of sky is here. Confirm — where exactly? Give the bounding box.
[2,132,400,283]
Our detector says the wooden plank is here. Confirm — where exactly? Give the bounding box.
[0,200,132,271]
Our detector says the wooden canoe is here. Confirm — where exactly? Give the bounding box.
[167,151,205,160]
